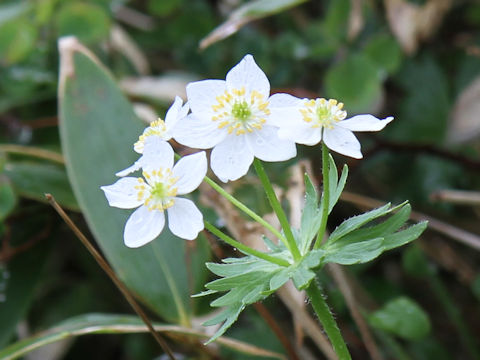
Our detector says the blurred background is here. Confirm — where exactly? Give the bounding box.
[0,0,479,359]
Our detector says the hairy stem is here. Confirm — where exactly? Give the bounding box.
[306,280,352,360]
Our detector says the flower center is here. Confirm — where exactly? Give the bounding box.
[135,168,178,211]
[134,119,167,153]
[211,86,270,136]
[300,98,347,130]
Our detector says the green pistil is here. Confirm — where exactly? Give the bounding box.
[151,183,167,199]
[232,101,251,121]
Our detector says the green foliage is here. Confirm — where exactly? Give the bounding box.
[0,180,16,220]
[3,162,78,211]
[364,33,403,76]
[325,54,382,113]
[0,19,37,64]
[369,296,431,340]
[59,49,209,323]
[56,3,111,44]
[389,56,450,143]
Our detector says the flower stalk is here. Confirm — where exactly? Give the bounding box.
[253,159,302,262]
[314,142,330,249]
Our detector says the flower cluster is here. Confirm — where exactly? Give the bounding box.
[102,54,393,247]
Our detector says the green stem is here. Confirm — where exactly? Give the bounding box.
[253,159,301,262]
[306,280,352,360]
[314,142,330,250]
[204,221,290,267]
[203,176,287,245]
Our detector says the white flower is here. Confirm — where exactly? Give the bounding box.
[101,147,207,248]
[173,54,296,182]
[116,96,189,176]
[270,97,394,159]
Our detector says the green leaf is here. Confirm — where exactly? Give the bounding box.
[57,3,111,44]
[325,54,382,113]
[3,162,79,211]
[324,238,384,265]
[332,203,411,245]
[0,180,16,220]
[383,221,428,251]
[389,56,449,143]
[369,297,431,340]
[402,245,434,278]
[328,203,394,243]
[0,313,285,360]
[0,232,51,347]
[329,159,348,214]
[147,0,183,16]
[0,19,37,64]
[58,42,209,324]
[364,33,403,75]
[199,0,308,49]
[299,173,321,252]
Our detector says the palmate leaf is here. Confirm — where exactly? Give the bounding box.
[299,158,348,253]
[199,248,326,343]
[322,202,428,265]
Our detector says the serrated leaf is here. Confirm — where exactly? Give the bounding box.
[58,40,209,323]
[333,203,411,246]
[383,221,427,251]
[369,297,431,340]
[328,203,394,243]
[291,266,316,290]
[324,238,384,265]
[204,305,245,344]
[299,173,322,252]
[330,162,348,213]
[269,268,291,291]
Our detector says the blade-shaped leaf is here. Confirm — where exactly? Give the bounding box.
[324,238,385,265]
[328,203,403,243]
[199,0,308,49]
[58,38,209,324]
[299,173,321,252]
[4,162,79,211]
[0,313,285,360]
[383,221,428,251]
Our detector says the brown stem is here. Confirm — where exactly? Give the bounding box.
[45,194,177,360]
[253,302,300,360]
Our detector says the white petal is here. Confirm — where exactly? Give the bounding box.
[246,126,297,161]
[323,126,362,159]
[338,115,394,132]
[173,151,207,195]
[268,93,304,127]
[124,206,165,248]
[186,79,226,117]
[115,160,142,177]
[226,54,270,97]
[164,96,187,135]
[210,135,254,182]
[101,178,143,209]
[141,137,174,171]
[173,113,227,149]
[167,198,204,240]
[277,123,322,145]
